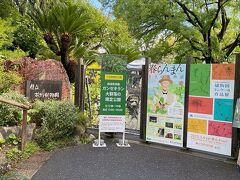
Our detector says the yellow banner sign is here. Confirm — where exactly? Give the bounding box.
[105,74,123,81]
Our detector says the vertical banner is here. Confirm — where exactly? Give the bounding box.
[99,54,127,133]
[187,64,235,156]
[233,98,240,128]
[146,64,186,147]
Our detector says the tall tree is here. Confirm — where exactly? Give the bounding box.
[100,0,240,63]
[28,1,95,80]
[28,0,136,80]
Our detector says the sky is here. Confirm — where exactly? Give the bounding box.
[89,0,111,15]
[89,0,102,9]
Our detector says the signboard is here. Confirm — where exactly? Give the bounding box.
[146,64,186,147]
[99,72,127,132]
[26,80,62,100]
[187,64,235,156]
[233,98,240,128]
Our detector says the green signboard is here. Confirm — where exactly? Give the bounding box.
[100,72,126,115]
[99,72,127,132]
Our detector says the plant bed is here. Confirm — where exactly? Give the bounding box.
[0,123,36,141]
[0,141,41,177]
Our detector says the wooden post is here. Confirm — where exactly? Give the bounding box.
[183,57,192,149]
[75,59,81,107]
[79,64,85,112]
[232,53,240,158]
[21,109,28,151]
[0,97,31,151]
[140,58,150,140]
[86,77,92,125]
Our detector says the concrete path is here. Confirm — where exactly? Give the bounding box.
[32,140,240,180]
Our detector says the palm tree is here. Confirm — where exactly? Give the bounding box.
[28,1,92,81]
[103,42,141,63]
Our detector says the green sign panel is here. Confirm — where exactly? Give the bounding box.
[189,64,211,96]
[100,72,126,116]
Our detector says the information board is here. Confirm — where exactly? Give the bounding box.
[99,72,127,132]
[187,64,235,156]
[146,64,186,147]
[26,80,62,100]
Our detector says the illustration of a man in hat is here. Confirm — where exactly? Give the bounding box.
[153,75,175,113]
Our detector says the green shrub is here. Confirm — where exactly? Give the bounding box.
[13,19,41,59]
[0,138,6,147]
[6,133,21,145]
[5,147,21,164]
[0,91,29,126]
[5,142,40,165]
[30,100,85,148]
[21,142,40,160]
[0,65,22,94]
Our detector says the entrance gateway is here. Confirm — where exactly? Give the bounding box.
[86,56,239,157]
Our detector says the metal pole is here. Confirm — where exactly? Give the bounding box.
[140,57,150,140]
[232,53,240,158]
[98,130,101,146]
[183,56,192,149]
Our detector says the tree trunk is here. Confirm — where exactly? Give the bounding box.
[205,56,213,64]
[61,50,68,70]
[60,51,76,82]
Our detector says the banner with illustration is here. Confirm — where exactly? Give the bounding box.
[146,64,186,147]
[233,98,240,128]
[187,64,235,156]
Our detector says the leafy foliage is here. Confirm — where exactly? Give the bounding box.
[28,1,94,80]
[13,18,41,58]
[6,133,21,145]
[28,0,137,81]
[0,0,19,19]
[5,142,40,165]
[5,147,21,164]
[0,64,22,94]
[101,54,127,72]
[0,138,6,147]
[0,91,28,126]
[30,100,86,149]
[0,18,26,60]
[103,42,140,62]
[101,0,240,63]
[85,68,100,125]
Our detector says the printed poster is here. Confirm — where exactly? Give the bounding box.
[233,98,240,128]
[146,64,186,147]
[187,64,235,156]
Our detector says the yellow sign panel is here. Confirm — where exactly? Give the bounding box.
[105,74,123,81]
[188,118,207,134]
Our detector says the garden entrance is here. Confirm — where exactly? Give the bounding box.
[83,67,142,135]
[75,55,240,158]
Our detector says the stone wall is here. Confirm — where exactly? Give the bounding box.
[6,58,71,100]
[0,124,36,140]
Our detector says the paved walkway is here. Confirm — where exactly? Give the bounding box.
[32,140,240,180]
